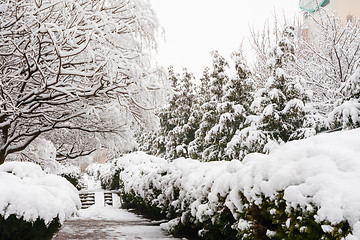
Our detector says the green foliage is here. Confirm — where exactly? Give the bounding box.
[202,51,254,162]
[100,168,122,190]
[198,202,239,240]
[228,26,323,160]
[137,67,199,159]
[137,50,258,162]
[119,181,353,240]
[120,189,238,240]
[104,157,354,240]
[328,67,360,130]
[0,215,60,240]
[209,50,229,102]
[234,192,352,240]
[120,190,167,220]
[60,173,82,190]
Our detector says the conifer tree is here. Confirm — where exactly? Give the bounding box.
[227,26,322,160]
[328,65,360,129]
[198,67,212,104]
[202,51,254,161]
[188,51,229,160]
[165,69,197,159]
[137,66,179,157]
[209,51,229,101]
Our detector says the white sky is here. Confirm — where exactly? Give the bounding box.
[151,0,300,77]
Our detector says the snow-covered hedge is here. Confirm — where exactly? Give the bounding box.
[58,164,83,190]
[85,162,121,190]
[0,162,81,239]
[111,129,360,239]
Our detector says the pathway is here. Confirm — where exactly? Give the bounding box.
[53,206,184,240]
[53,175,184,239]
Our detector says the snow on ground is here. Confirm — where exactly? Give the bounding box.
[54,206,184,240]
[0,161,80,224]
[117,128,360,238]
[76,205,140,221]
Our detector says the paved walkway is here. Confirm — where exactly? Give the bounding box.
[53,206,183,240]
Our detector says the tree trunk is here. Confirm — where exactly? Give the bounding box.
[0,150,6,165]
[1,125,8,165]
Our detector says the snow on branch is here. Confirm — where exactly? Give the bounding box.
[0,0,167,164]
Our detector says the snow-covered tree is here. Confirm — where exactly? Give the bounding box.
[0,0,165,164]
[198,67,212,104]
[137,66,180,157]
[188,51,229,160]
[136,67,198,159]
[209,51,229,101]
[165,69,197,159]
[295,12,360,113]
[224,51,255,112]
[202,51,254,161]
[328,65,360,129]
[260,27,321,139]
[227,26,322,160]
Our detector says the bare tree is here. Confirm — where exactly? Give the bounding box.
[293,11,360,113]
[0,0,166,164]
[250,11,360,115]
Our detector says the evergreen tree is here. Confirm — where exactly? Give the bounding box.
[224,50,256,112]
[188,51,229,160]
[198,67,212,104]
[188,100,218,160]
[137,67,199,159]
[136,66,180,157]
[165,69,197,159]
[202,51,255,161]
[209,51,229,101]
[227,26,323,160]
[328,65,360,129]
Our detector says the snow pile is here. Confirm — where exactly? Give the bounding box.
[0,161,81,224]
[116,129,360,239]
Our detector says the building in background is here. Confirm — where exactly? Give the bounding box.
[80,149,108,172]
[299,0,360,41]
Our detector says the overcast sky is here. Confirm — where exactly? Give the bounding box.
[151,0,300,77]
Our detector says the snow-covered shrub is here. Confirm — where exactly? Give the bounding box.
[58,164,83,190]
[111,129,360,239]
[85,162,121,190]
[7,137,84,190]
[0,162,80,239]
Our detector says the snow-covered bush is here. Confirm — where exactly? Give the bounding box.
[110,129,360,239]
[85,162,121,190]
[0,161,80,239]
[58,164,83,190]
[7,137,84,190]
